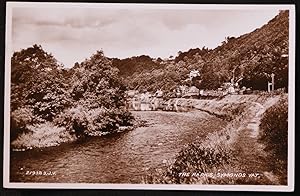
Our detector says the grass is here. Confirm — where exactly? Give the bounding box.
[11,122,77,150]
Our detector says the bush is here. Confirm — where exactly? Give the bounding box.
[259,98,288,160]
[158,142,232,184]
[10,107,35,140]
[11,122,76,149]
[54,105,134,137]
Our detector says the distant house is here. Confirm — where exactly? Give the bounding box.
[155,89,163,98]
[220,82,241,95]
[178,85,188,95]
[182,86,200,98]
[127,90,138,98]
[140,92,151,103]
[132,95,141,110]
[189,70,200,81]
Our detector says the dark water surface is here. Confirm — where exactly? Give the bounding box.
[10,111,226,183]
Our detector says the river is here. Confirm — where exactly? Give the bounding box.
[10,110,227,183]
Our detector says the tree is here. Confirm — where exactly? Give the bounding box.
[10,45,71,140]
[59,50,133,136]
[11,44,68,119]
[26,68,71,121]
[240,48,288,91]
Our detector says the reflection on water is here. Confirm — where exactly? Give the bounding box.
[10,111,227,183]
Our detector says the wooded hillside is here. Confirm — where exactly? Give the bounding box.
[112,10,289,92]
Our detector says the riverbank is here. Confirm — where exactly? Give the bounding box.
[163,94,281,121]
[143,93,288,184]
[11,123,135,151]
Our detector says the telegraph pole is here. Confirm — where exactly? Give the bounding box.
[271,73,275,91]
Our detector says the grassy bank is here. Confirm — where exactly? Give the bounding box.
[143,93,288,185]
[11,122,77,150]
[11,122,135,151]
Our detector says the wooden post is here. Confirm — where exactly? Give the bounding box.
[271,73,275,91]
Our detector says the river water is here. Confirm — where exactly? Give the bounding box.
[10,110,227,183]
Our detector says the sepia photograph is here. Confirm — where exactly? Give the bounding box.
[3,2,295,191]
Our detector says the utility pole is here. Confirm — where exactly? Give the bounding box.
[271,73,275,91]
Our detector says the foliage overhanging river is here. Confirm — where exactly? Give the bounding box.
[10,110,227,183]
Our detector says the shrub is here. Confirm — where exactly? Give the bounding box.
[159,142,232,184]
[54,105,134,137]
[55,105,107,136]
[10,106,35,140]
[11,122,76,149]
[259,98,288,160]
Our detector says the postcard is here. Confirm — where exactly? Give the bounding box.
[4,2,295,191]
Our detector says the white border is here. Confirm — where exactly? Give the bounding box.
[4,2,295,192]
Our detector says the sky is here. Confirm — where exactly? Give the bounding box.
[11,5,280,67]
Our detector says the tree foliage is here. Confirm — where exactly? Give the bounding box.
[11,47,133,140]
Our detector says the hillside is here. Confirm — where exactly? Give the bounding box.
[112,10,289,93]
[112,55,163,78]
